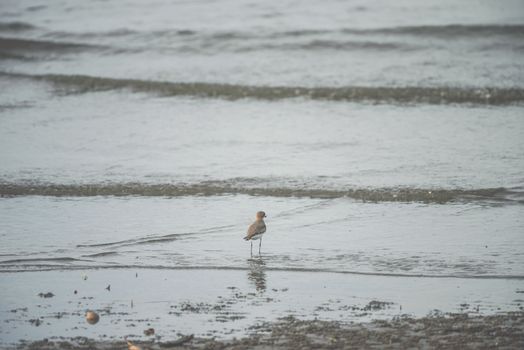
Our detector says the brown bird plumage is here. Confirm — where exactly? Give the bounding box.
[244,211,267,255]
[245,219,266,240]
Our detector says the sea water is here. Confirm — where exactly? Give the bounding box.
[1,0,524,344]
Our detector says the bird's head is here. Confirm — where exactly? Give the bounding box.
[256,211,267,219]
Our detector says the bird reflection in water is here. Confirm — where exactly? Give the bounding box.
[247,257,266,293]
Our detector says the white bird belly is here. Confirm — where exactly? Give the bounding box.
[250,233,264,240]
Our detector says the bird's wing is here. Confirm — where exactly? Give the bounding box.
[245,221,266,239]
[245,222,258,239]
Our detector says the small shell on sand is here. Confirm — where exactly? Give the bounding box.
[85,310,99,325]
[127,340,142,350]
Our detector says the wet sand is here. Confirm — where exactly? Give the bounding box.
[11,312,524,349]
[1,268,523,348]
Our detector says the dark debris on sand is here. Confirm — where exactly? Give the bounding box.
[37,292,55,298]
[10,312,524,350]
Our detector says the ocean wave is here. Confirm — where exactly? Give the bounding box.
[2,24,520,58]
[298,40,411,50]
[0,51,36,61]
[272,25,524,39]
[81,251,119,258]
[237,40,414,52]
[0,35,416,57]
[0,37,102,53]
[40,24,524,41]
[45,28,197,40]
[76,232,199,249]
[0,182,521,204]
[341,24,524,38]
[2,72,522,105]
[75,225,234,249]
[0,21,36,32]
[0,257,89,264]
[47,28,141,39]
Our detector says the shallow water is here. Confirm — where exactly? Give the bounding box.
[1,82,524,191]
[1,195,523,278]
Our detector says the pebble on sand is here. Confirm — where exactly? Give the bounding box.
[85,310,100,325]
[127,340,142,350]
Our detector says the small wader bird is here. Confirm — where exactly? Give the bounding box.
[244,211,267,255]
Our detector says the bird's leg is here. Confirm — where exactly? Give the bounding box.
[250,241,253,257]
[259,237,262,255]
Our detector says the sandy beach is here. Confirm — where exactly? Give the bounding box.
[1,268,524,348]
[11,312,524,349]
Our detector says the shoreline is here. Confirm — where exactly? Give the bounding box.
[2,265,523,280]
[9,312,524,349]
[1,268,522,347]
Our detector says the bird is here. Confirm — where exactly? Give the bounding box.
[85,310,99,325]
[244,211,267,256]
